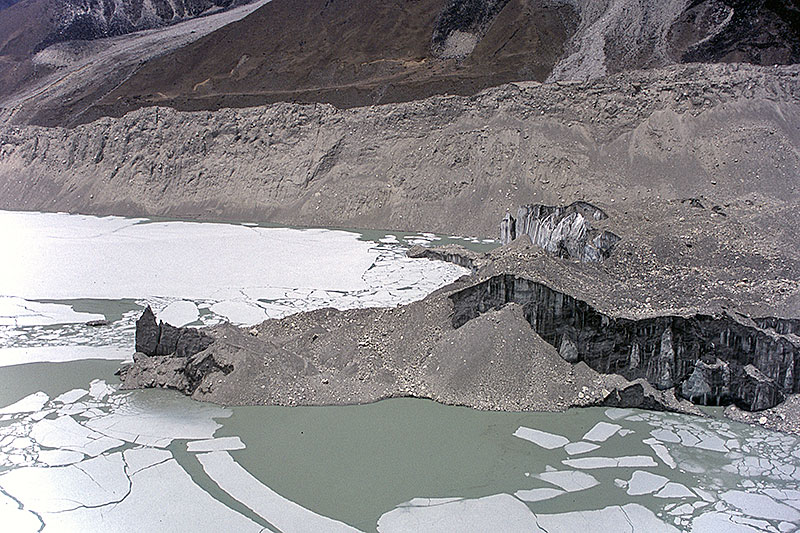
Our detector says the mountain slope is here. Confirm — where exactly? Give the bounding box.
[0,0,254,110]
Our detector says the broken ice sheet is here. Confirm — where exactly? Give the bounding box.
[0,211,465,301]
[0,453,129,513]
[377,494,543,532]
[721,490,800,522]
[42,456,262,532]
[0,491,41,532]
[0,296,104,327]
[30,416,124,457]
[536,503,678,532]
[197,451,357,532]
[210,301,268,326]
[122,447,172,476]
[36,449,85,467]
[84,392,229,447]
[0,346,131,368]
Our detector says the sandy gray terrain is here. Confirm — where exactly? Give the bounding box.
[1,62,798,241]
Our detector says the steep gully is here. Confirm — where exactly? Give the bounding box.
[127,202,800,412]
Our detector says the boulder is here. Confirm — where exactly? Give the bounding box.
[733,364,784,411]
[602,379,701,415]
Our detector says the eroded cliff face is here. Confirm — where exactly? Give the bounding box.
[449,274,800,410]
[2,63,799,239]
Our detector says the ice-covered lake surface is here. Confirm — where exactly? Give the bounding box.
[1,211,799,532]
[0,210,481,362]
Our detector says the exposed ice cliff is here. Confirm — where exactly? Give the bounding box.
[500,201,621,262]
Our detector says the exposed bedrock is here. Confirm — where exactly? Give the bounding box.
[450,275,799,410]
[500,201,621,262]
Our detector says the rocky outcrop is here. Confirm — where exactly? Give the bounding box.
[500,201,620,262]
[134,306,212,358]
[449,275,800,410]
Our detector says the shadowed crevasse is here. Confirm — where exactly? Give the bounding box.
[450,275,800,411]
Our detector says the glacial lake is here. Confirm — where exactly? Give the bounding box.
[1,210,799,532]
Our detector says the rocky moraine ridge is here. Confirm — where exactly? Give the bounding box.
[119,201,800,432]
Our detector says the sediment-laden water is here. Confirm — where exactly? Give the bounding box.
[0,211,798,532]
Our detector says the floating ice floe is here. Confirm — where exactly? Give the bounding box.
[514,488,565,502]
[643,438,677,469]
[656,482,695,499]
[187,436,246,453]
[605,408,634,420]
[513,426,569,449]
[562,455,658,469]
[0,392,49,415]
[537,470,599,492]
[582,422,621,443]
[564,441,601,455]
[158,300,200,327]
[626,471,669,496]
[53,389,88,404]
